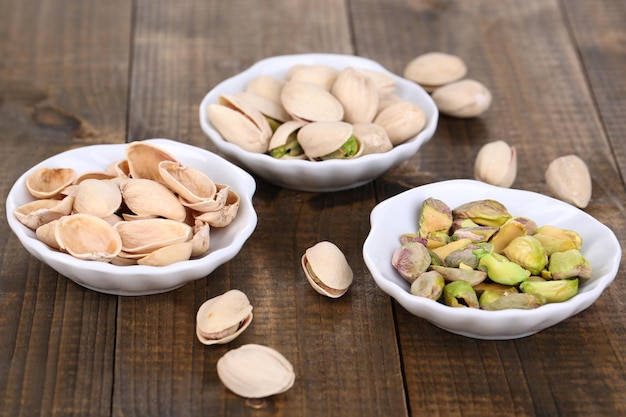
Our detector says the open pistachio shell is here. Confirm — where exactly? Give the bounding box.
[73,178,122,218]
[158,160,217,204]
[235,91,290,123]
[14,198,72,230]
[54,213,122,262]
[196,289,253,345]
[120,178,187,222]
[125,141,178,184]
[25,167,77,199]
[216,344,295,399]
[114,218,193,254]
[207,94,273,153]
[268,120,306,159]
[302,241,354,298]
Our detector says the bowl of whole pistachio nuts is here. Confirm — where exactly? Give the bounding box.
[199,53,438,192]
[6,139,257,296]
[363,179,620,339]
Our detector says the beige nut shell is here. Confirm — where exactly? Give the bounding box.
[216,344,295,398]
[196,289,253,345]
[302,241,354,298]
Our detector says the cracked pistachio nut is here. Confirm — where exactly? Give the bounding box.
[417,197,453,239]
[548,249,592,281]
[268,120,306,160]
[443,280,479,308]
[403,52,467,92]
[410,270,445,300]
[545,155,592,208]
[478,252,530,285]
[431,265,488,287]
[480,291,545,311]
[502,235,548,276]
[302,241,354,298]
[217,344,295,399]
[532,225,583,256]
[196,289,253,345]
[452,199,512,227]
[520,278,578,303]
[432,79,492,118]
[474,140,517,188]
[392,241,431,283]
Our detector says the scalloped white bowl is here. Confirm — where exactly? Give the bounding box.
[6,139,257,296]
[199,53,438,192]
[363,179,621,340]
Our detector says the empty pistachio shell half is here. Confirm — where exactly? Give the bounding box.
[474,140,517,188]
[403,52,468,92]
[302,241,354,298]
[431,79,492,118]
[26,167,77,199]
[545,154,592,208]
[196,289,253,345]
[217,344,295,399]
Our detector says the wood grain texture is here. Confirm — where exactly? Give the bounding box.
[0,0,130,416]
[2,0,625,416]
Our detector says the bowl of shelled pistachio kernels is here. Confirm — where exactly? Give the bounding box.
[363,180,620,340]
[199,53,438,192]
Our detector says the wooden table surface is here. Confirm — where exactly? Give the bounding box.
[2,0,625,415]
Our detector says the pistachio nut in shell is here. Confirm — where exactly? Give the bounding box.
[373,100,426,146]
[403,52,467,92]
[268,120,306,160]
[196,289,253,345]
[286,64,339,90]
[432,79,492,118]
[302,241,354,298]
[352,123,393,155]
[216,344,295,399]
[280,80,344,122]
[245,75,285,104]
[545,154,592,208]
[474,140,517,188]
[331,67,379,124]
[297,121,362,160]
[207,95,272,153]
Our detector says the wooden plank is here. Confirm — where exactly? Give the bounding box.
[351,0,626,415]
[0,0,130,415]
[562,0,626,174]
[115,0,407,415]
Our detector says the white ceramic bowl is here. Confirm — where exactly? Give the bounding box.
[363,179,621,340]
[199,53,438,192]
[6,139,257,296]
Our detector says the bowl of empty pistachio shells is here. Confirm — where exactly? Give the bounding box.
[363,179,620,339]
[6,139,257,296]
[199,53,438,192]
